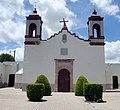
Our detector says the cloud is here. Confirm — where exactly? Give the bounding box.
[0,0,28,46]
[0,0,27,20]
[105,40,120,63]
[0,0,76,43]
[0,20,25,46]
[0,0,77,61]
[90,0,120,20]
[116,15,120,22]
[0,1,27,61]
[15,47,24,61]
[70,0,78,3]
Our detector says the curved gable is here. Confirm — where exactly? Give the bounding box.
[42,28,89,43]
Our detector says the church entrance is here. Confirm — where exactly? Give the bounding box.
[55,59,74,92]
[58,69,70,92]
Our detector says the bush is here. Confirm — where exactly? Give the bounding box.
[84,83,103,102]
[75,76,88,96]
[35,74,51,96]
[26,83,45,101]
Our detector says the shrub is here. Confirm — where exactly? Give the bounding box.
[75,76,88,96]
[26,83,45,101]
[35,74,51,96]
[84,83,103,102]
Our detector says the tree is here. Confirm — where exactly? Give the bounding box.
[75,76,88,96]
[26,83,45,101]
[0,53,15,63]
[35,74,51,96]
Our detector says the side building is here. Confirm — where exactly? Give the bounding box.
[0,61,23,87]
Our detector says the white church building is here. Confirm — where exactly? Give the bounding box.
[0,9,120,92]
[21,8,120,92]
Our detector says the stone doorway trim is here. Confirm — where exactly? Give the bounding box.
[54,59,74,92]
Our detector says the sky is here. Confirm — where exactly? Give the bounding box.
[0,0,120,63]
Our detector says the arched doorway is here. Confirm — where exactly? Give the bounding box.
[58,69,70,92]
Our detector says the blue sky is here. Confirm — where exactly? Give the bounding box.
[0,0,120,63]
[67,0,120,42]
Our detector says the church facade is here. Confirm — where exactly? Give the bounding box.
[21,9,120,91]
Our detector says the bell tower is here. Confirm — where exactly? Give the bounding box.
[24,8,43,45]
[87,10,105,45]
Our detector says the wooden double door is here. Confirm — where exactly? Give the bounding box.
[58,69,70,92]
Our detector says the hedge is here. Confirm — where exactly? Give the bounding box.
[84,83,103,102]
[35,74,51,96]
[75,76,88,96]
[26,83,45,101]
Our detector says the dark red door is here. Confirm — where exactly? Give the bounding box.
[58,69,70,92]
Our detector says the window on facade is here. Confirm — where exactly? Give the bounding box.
[62,34,67,43]
[61,48,68,55]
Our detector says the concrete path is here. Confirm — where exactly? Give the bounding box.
[0,88,120,110]
[90,92,120,110]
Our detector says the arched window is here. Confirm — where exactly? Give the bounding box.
[62,34,67,43]
[93,24,101,38]
[29,23,37,37]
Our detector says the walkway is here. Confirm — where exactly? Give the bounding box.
[0,88,120,110]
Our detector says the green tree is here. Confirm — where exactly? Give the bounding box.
[75,76,88,96]
[0,53,15,63]
[35,74,51,96]
[26,83,45,101]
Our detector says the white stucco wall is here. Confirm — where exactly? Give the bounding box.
[15,74,22,83]
[16,61,24,71]
[105,63,120,89]
[0,62,23,86]
[3,62,17,84]
[0,63,5,84]
[23,29,105,90]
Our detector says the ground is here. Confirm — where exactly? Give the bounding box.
[0,88,120,110]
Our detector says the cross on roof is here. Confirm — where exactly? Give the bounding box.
[33,0,38,13]
[92,3,97,15]
[34,0,38,9]
[60,18,68,24]
[60,18,68,30]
